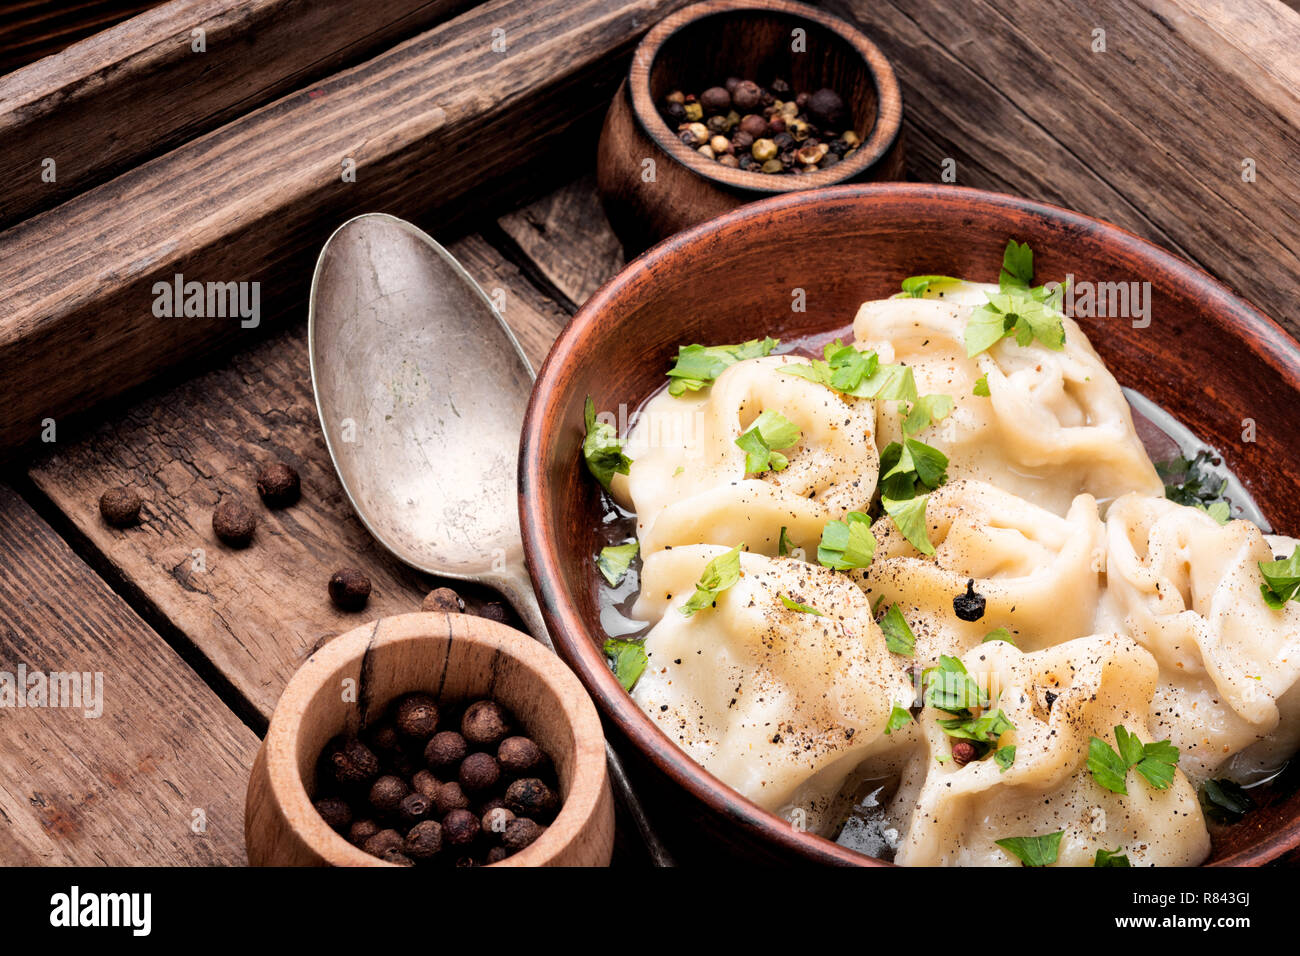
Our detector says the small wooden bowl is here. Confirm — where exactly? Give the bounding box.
[520,183,1300,866]
[596,0,904,255]
[245,612,614,867]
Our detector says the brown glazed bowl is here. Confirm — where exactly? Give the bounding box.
[519,183,1300,866]
[596,0,904,256]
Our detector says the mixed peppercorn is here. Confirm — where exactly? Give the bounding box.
[660,77,860,174]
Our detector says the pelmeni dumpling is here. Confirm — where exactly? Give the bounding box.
[857,479,1106,664]
[632,546,914,825]
[611,355,879,558]
[1099,493,1300,781]
[895,635,1210,867]
[852,292,1163,514]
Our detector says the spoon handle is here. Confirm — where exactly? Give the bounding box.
[495,570,677,868]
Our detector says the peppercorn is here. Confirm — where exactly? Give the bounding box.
[795,91,810,109]
[796,143,828,166]
[477,601,510,625]
[823,151,842,167]
[767,116,786,135]
[255,461,300,508]
[381,848,415,866]
[398,791,432,826]
[717,154,739,168]
[393,692,439,739]
[761,159,784,174]
[708,134,731,155]
[459,752,501,793]
[348,818,380,846]
[425,730,468,770]
[705,114,729,134]
[731,130,755,152]
[498,736,544,776]
[431,781,471,816]
[403,820,444,860]
[502,817,546,852]
[664,90,685,104]
[697,144,716,160]
[323,735,379,786]
[724,76,742,93]
[99,487,142,528]
[486,846,509,864]
[462,700,512,746]
[732,80,762,112]
[751,138,777,162]
[663,101,686,123]
[788,118,811,141]
[953,579,987,622]
[951,740,979,766]
[442,808,480,847]
[314,796,352,832]
[771,77,791,96]
[212,497,256,547]
[773,131,795,150]
[368,774,409,815]
[504,777,559,821]
[328,567,371,611]
[683,102,703,122]
[737,154,755,170]
[699,86,731,112]
[738,114,767,138]
[842,130,861,148]
[361,828,405,857]
[482,806,515,838]
[422,586,464,613]
[367,722,400,756]
[807,87,846,127]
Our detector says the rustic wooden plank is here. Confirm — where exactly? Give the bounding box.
[0,1,160,78]
[823,0,1300,332]
[26,234,571,722]
[0,0,476,227]
[497,174,626,308]
[0,0,692,458]
[0,483,257,865]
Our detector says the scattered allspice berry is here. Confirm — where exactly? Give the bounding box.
[504,778,559,821]
[951,740,979,766]
[477,602,510,625]
[255,461,301,508]
[99,487,142,528]
[498,736,544,776]
[393,692,439,739]
[361,829,405,857]
[348,818,380,846]
[368,775,409,815]
[422,586,465,613]
[403,820,444,860]
[442,808,480,847]
[425,731,468,771]
[212,496,256,547]
[462,699,511,746]
[458,752,500,793]
[431,781,471,816]
[502,817,546,852]
[328,567,371,611]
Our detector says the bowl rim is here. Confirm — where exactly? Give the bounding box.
[518,181,1300,867]
[628,0,904,195]
[255,612,610,867]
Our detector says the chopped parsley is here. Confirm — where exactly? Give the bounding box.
[882,492,936,557]
[666,337,778,396]
[922,655,988,716]
[681,545,745,617]
[1199,778,1254,823]
[938,708,1014,745]
[1157,450,1228,508]
[778,526,794,557]
[885,705,914,735]
[582,396,632,490]
[972,373,990,397]
[735,409,801,474]
[779,593,822,616]
[901,393,954,435]
[1087,725,1180,795]
[878,604,916,656]
[596,541,638,587]
[1094,847,1131,867]
[996,831,1062,867]
[784,339,918,402]
[817,511,877,570]
[1259,544,1300,610]
[995,745,1016,772]
[875,394,951,556]
[603,638,647,691]
[964,241,1066,357]
[1198,501,1231,525]
[982,627,1016,645]
[899,274,964,298]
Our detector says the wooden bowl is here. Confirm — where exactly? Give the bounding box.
[245,612,614,866]
[596,0,904,256]
[519,182,1300,866]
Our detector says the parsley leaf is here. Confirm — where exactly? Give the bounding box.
[966,291,1065,357]
[938,708,1014,745]
[1087,736,1131,795]
[999,239,1035,291]
[972,373,990,397]
[817,512,877,570]
[882,493,936,556]
[667,337,778,396]
[603,638,647,691]
[779,593,823,616]
[922,655,988,715]
[996,831,1063,867]
[735,409,801,474]
[681,545,744,617]
[1089,725,1180,794]
[885,705,914,734]
[1094,847,1131,867]
[1260,545,1300,610]
[983,627,1016,646]
[1157,450,1227,508]
[901,394,954,436]
[778,526,794,557]
[900,274,964,298]
[1198,501,1231,525]
[995,744,1016,772]
[1133,738,1180,790]
[1199,778,1254,823]
[878,604,916,656]
[583,396,632,490]
[596,541,638,587]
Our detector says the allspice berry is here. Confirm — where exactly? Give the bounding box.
[504,778,559,821]
[486,846,509,864]
[255,461,300,508]
[951,740,978,766]
[462,700,511,746]
[424,731,468,771]
[411,769,441,798]
[361,828,405,857]
[368,774,409,815]
[324,736,379,786]
[381,848,415,866]
[458,752,500,793]
[403,820,444,860]
[422,586,464,613]
[442,808,480,847]
[807,87,846,127]
[732,79,762,111]
[431,781,471,816]
[502,817,546,852]
[393,692,439,739]
[498,736,544,776]
[99,487,142,528]
[329,568,371,611]
[314,796,352,832]
[477,602,510,625]
[367,722,401,755]
[398,792,432,826]
[212,497,256,547]
[348,818,380,846]
[699,85,731,112]
[483,806,515,838]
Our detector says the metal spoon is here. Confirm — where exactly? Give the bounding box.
[307,213,673,866]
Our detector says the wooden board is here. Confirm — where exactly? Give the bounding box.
[26,234,572,723]
[822,0,1300,332]
[0,0,694,457]
[0,483,257,865]
[0,0,476,227]
[0,0,160,78]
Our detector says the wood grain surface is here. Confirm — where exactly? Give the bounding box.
[0,0,160,78]
[0,0,694,457]
[0,483,257,865]
[26,235,571,724]
[822,0,1300,332]
[0,0,476,227]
